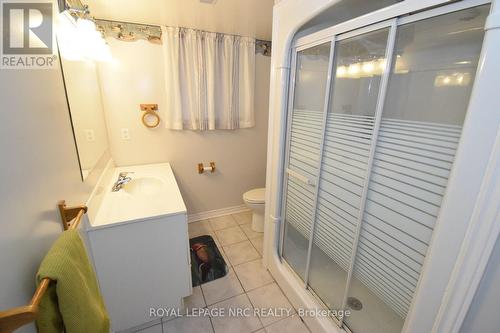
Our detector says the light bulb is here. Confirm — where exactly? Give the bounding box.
[348,63,360,75]
[336,66,346,77]
[76,18,96,33]
[90,30,102,40]
[57,13,84,61]
[57,16,112,62]
[362,61,374,74]
[94,43,112,62]
[378,58,387,71]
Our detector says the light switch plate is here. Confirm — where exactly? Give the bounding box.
[85,129,95,142]
[121,128,131,140]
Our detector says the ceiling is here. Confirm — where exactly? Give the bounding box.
[85,0,275,40]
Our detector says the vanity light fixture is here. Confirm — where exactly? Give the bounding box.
[336,66,347,77]
[57,0,112,62]
[348,63,361,75]
[362,61,375,74]
[335,55,408,79]
[58,0,89,16]
[434,72,471,87]
[76,18,111,60]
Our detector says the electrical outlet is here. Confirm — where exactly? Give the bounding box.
[85,129,95,142]
[121,128,131,140]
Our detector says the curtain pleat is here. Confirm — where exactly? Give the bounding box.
[161,26,255,130]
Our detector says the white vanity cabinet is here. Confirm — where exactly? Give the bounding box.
[85,163,191,332]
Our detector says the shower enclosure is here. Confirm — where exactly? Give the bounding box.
[278,1,491,332]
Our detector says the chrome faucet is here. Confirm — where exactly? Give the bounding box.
[112,172,134,192]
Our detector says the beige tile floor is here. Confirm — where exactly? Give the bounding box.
[133,211,311,333]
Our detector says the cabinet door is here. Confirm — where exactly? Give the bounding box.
[89,214,191,331]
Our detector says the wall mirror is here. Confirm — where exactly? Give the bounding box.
[58,35,109,181]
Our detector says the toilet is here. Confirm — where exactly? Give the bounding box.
[243,188,266,232]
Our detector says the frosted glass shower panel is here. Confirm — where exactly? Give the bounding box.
[308,27,390,315]
[344,6,489,333]
[282,43,332,280]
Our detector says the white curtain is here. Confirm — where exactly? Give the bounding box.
[161,26,255,130]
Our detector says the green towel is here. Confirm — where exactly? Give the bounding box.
[35,230,110,333]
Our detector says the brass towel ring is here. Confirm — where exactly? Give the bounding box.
[141,110,160,128]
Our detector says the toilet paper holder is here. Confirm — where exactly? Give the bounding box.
[198,162,216,174]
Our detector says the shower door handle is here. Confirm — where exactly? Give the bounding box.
[286,168,316,187]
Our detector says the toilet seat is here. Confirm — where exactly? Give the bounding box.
[243,188,265,204]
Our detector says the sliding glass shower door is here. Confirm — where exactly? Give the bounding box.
[280,3,490,333]
[281,42,332,280]
[343,6,489,333]
[307,26,391,317]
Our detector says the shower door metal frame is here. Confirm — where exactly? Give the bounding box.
[335,18,398,329]
[278,0,494,331]
[301,38,335,287]
[280,17,398,327]
[278,38,336,262]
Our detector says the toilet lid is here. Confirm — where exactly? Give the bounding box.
[243,188,266,203]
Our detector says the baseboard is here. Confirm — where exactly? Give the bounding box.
[188,205,250,223]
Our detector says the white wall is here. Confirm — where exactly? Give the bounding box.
[97,38,271,214]
[0,61,106,332]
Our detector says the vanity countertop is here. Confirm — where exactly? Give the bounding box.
[90,163,186,229]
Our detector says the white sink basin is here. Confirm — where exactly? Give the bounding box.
[122,177,165,196]
[90,163,186,228]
